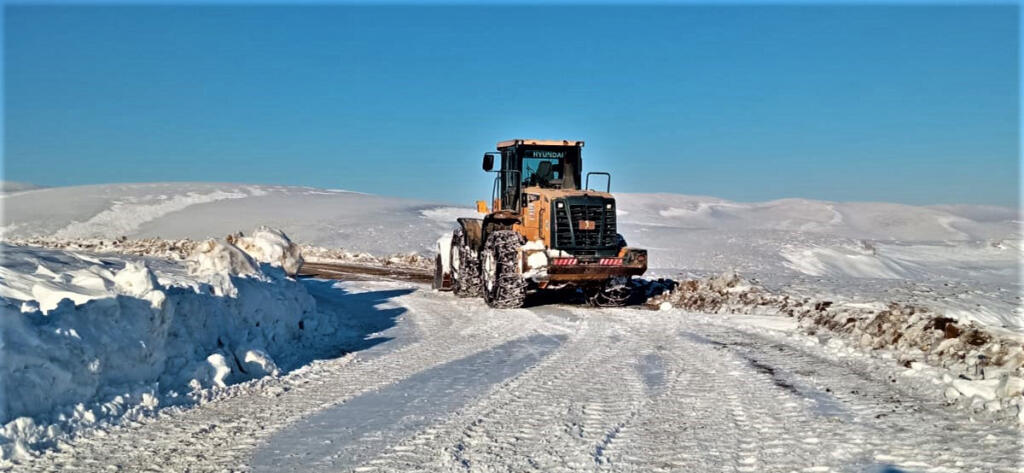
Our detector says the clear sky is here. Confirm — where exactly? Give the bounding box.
[3,4,1019,206]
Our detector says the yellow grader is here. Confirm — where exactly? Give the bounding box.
[433,139,647,308]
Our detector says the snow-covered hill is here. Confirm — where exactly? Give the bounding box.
[614,193,1021,284]
[4,182,1017,282]
[0,183,475,256]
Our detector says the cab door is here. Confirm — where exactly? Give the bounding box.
[499,149,522,211]
[519,193,542,241]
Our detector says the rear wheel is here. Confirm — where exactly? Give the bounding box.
[482,230,526,309]
[586,276,632,307]
[432,254,445,290]
[451,228,482,297]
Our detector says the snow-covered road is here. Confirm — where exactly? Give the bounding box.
[21,279,1023,472]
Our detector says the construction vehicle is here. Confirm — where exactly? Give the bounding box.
[433,139,647,308]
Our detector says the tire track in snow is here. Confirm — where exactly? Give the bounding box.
[19,282,554,472]
[251,334,567,472]
[353,309,664,472]
[346,309,1023,473]
[659,322,1023,472]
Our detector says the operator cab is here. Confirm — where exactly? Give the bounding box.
[484,139,585,210]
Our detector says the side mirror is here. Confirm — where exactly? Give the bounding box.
[482,153,494,172]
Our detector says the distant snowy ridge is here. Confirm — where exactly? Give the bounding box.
[51,189,259,239]
[0,183,467,256]
[616,193,1019,241]
[0,181,42,193]
[1,181,1018,284]
[3,182,1016,244]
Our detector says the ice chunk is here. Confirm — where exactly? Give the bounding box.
[188,239,261,277]
[951,378,1000,401]
[241,349,280,378]
[233,227,304,276]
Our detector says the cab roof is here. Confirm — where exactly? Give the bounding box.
[496,139,584,149]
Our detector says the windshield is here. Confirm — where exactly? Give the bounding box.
[521,151,564,188]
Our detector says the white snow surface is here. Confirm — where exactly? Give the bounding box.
[2,183,1020,330]
[0,238,356,460]
[8,281,1023,472]
[0,183,1021,468]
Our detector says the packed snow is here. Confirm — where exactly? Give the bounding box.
[642,272,1024,417]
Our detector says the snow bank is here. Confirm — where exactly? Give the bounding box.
[4,235,428,274]
[646,273,1024,422]
[1,236,202,260]
[303,245,432,270]
[0,232,350,460]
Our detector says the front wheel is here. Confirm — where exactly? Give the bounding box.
[482,230,526,309]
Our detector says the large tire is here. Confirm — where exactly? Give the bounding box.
[482,230,526,309]
[451,228,483,297]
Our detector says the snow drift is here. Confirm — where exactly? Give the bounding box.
[0,229,344,460]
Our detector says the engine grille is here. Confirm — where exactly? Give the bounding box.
[553,198,618,253]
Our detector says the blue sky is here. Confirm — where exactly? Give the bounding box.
[3,4,1019,206]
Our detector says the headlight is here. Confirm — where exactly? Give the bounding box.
[606,203,613,209]
[556,202,564,209]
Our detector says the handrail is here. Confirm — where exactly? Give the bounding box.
[585,172,611,192]
[490,169,522,211]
